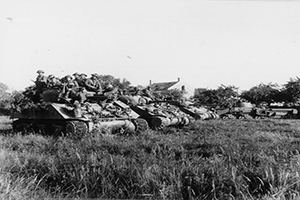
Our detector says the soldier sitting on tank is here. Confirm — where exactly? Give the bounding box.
[36,70,47,85]
[35,70,48,100]
[73,72,86,87]
[58,75,79,102]
[46,75,62,89]
[103,84,118,99]
[72,87,87,104]
[80,73,88,84]
[142,86,154,98]
[84,73,103,94]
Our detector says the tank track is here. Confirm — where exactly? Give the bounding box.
[133,118,149,133]
[149,117,163,130]
[65,121,88,139]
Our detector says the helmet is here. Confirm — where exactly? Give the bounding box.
[37,70,44,74]
[64,75,72,80]
[91,73,99,77]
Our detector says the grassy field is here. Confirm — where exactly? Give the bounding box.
[1,118,300,199]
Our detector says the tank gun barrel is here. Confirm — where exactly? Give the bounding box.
[93,119,136,132]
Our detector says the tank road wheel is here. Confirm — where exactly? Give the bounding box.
[150,117,165,130]
[243,114,253,120]
[12,119,33,133]
[133,118,149,133]
[65,121,88,140]
[12,119,25,132]
[222,114,236,119]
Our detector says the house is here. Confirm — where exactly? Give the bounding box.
[149,78,194,98]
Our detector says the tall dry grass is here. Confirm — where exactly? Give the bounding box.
[0,119,300,199]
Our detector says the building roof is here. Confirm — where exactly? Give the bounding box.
[150,80,179,91]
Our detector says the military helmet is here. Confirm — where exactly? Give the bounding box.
[80,73,87,77]
[64,75,72,80]
[48,75,55,79]
[91,73,99,77]
[37,70,44,74]
[73,72,79,76]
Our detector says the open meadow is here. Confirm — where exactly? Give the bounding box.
[1,118,300,200]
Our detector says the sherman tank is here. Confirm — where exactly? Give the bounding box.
[118,95,192,129]
[12,89,149,138]
[151,100,219,120]
[131,103,192,129]
[216,102,255,119]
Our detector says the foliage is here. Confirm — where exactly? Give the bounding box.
[240,83,282,105]
[98,75,131,90]
[0,82,9,93]
[194,85,239,109]
[0,82,13,114]
[158,88,185,101]
[281,77,300,104]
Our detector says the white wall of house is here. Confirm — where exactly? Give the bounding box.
[169,81,195,99]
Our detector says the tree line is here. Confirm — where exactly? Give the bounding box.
[193,77,300,109]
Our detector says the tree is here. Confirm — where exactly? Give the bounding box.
[193,85,239,109]
[240,83,282,105]
[0,82,8,93]
[98,75,131,90]
[0,82,13,113]
[159,88,185,101]
[281,77,300,104]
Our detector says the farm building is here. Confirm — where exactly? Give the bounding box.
[149,78,195,98]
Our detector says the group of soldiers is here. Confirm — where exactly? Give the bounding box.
[35,70,104,103]
[34,70,156,105]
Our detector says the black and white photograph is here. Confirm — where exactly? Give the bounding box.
[1,0,300,199]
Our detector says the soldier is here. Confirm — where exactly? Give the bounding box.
[59,75,79,101]
[47,75,62,89]
[46,75,55,88]
[73,87,87,104]
[84,73,103,94]
[142,86,155,100]
[35,70,47,100]
[35,70,47,88]
[36,70,47,84]
[73,72,86,87]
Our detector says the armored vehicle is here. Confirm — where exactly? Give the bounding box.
[216,102,255,119]
[152,100,219,120]
[130,103,192,129]
[118,95,192,129]
[12,89,149,138]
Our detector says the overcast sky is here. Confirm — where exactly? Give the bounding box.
[0,0,300,91]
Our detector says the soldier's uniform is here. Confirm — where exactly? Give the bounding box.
[84,74,103,93]
[47,75,62,89]
[35,70,47,100]
[59,75,79,101]
[73,73,86,87]
[36,70,47,88]
[36,70,47,82]
[142,86,155,100]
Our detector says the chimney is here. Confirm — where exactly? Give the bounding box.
[177,77,180,82]
[149,80,152,85]
[181,85,185,91]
